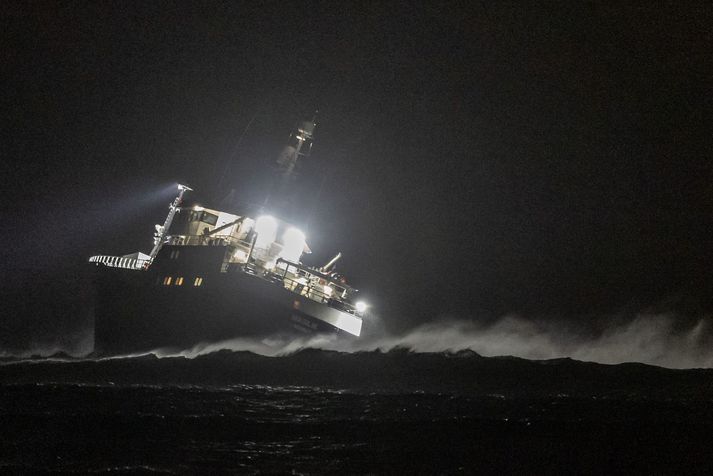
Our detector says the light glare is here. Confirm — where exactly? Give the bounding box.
[280,227,306,262]
[255,215,278,248]
[355,301,368,313]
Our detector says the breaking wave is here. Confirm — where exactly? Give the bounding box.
[148,314,713,369]
[4,314,713,370]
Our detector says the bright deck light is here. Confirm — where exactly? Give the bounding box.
[355,301,368,313]
[280,227,306,262]
[255,215,278,248]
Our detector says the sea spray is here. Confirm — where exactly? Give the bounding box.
[147,314,713,369]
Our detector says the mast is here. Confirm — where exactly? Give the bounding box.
[149,183,192,263]
[277,112,317,183]
[266,112,318,218]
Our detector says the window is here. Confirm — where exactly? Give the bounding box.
[193,277,203,287]
[175,277,184,286]
[200,211,218,226]
[170,249,180,259]
[163,276,172,286]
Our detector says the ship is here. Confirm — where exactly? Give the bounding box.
[89,116,367,355]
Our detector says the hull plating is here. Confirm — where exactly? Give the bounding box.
[92,246,347,355]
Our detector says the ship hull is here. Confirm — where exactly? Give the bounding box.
[92,245,355,355]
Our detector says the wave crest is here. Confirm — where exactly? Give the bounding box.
[148,314,713,369]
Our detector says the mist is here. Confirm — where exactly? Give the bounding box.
[156,314,713,370]
[5,312,713,370]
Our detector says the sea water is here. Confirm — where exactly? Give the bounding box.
[2,350,713,474]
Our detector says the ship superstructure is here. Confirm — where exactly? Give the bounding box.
[89,117,367,354]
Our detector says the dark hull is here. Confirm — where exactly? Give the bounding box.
[92,245,350,355]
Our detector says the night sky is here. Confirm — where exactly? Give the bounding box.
[2,2,712,351]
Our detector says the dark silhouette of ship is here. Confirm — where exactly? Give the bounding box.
[89,116,367,355]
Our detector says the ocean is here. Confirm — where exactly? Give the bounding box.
[2,349,713,474]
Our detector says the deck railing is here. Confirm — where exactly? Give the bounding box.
[167,234,251,250]
[272,260,359,314]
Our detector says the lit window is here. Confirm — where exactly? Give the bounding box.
[200,212,218,226]
[194,277,203,287]
[175,277,184,286]
[163,276,172,286]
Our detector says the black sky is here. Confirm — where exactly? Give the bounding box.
[2,2,712,349]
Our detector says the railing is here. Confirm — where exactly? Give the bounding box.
[89,255,148,270]
[166,234,253,265]
[167,234,251,250]
[271,260,359,314]
[280,273,359,314]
